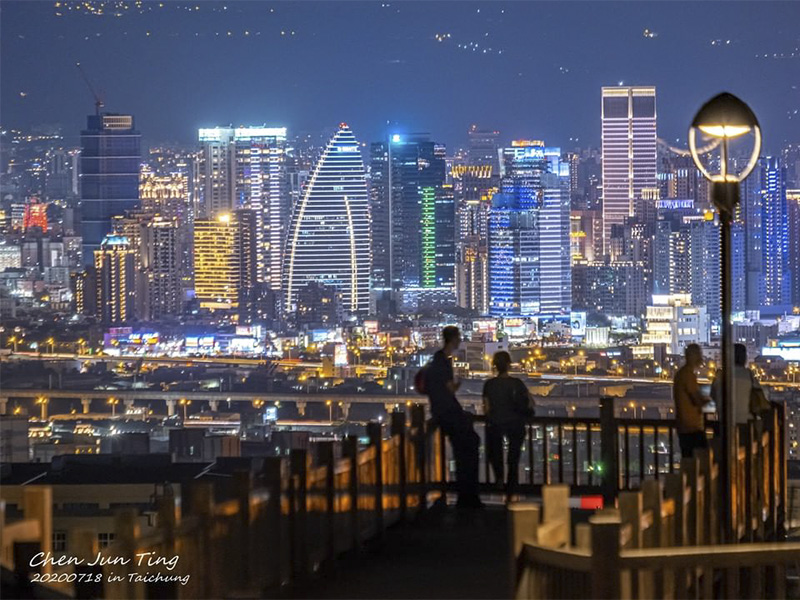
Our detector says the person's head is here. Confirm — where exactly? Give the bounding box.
[684,343,703,368]
[734,343,747,367]
[442,326,461,351]
[492,351,512,375]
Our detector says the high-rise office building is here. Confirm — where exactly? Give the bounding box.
[369,134,448,290]
[759,157,791,308]
[601,86,657,258]
[488,142,571,316]
[467,125,500,171]
[197,127,288,290]
[788,189,800,307]
[80,114,141,262]
[284,124,370,315]
[453,164,495,314]
[94,234,136,324]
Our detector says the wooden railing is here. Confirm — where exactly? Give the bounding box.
[511,404,793,599]
[2,400,789,599]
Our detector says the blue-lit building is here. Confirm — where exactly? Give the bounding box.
[369,135,449,291]
[759,157,791,309]
[488,142,571,317]
[80,113,141,263]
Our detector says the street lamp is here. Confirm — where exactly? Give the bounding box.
[107,397,119,417]
[689,91,761,544]
[36,396,49,420]
[179,398,191,421]
[47,337,55,354]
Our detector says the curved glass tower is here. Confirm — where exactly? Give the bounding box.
[283,124,371,315]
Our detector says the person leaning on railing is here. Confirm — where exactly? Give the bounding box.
[483,351,534,499]
[423,326,483,510]
[710,343,771,427]
[673,343,712,458]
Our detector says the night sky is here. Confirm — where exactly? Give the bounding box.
[2,1,799,152]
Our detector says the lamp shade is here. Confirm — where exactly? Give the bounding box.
[688,92,761,183]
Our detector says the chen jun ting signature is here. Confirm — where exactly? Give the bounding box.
[30,551,180,571]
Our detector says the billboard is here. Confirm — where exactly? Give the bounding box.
[570,312,587,337]
[334,343,348,367]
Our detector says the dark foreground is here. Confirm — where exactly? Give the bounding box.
[297,504,510,600]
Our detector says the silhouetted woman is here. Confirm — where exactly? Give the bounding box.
[483,351,533,496]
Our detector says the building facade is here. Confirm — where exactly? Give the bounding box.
[94,234,136,324]
[488,142,571,317]
[601,86,657,258]
[283,124,371,316]
[80,114,141,262]
[197,127,288,291]
[369,134,448,291]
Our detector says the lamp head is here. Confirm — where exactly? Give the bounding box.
[689,92,761,184]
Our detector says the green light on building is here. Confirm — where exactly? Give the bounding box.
[421,186,436,288]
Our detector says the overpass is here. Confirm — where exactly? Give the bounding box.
[0,389,427,418]
[1,386,680,422]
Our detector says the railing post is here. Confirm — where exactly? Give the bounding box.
[774,402,787,540]
[367,421,384,537]
[410,404,428,514]
[234,470,253,588]
[317,441,336,565]
[508,502,541,599]
[188,482,216,598]
[589,512,621,599]
[343,435,361,550]
[262,457,289,591]
[391,410,408,523]
[599,396,618,506]
[290,449,308,581]
[72,529,102,600]
[22,486,52,569]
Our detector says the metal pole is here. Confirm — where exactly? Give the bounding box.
[714,181,738,543]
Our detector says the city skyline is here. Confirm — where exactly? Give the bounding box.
[2,1,799,151]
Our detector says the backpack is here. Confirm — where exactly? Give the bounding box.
[414,364,430,395]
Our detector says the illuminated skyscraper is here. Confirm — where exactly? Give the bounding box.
[94,234,136,324]
[788,189,800,307]
[80,113,141,262]
[140,216,182,319]
[601,86,657,258]
[193,214,242,312]
[369,134,448,290]
[467,125,500,171]
[284,124,370,315]
[759,157,791,308]
[488,142,571,316]
[197,127,288,290]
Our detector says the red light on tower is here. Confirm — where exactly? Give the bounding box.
[23,200,48,233]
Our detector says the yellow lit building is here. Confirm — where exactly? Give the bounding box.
[94,235,136,324]
[194,214,241,311]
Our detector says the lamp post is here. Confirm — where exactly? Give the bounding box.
[688,92,761,544]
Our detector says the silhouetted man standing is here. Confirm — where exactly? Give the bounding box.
[673,343,711,458]
[425,326,482,508]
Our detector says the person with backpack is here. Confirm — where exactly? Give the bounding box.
[420,326,482,509]
[483,351,533,498]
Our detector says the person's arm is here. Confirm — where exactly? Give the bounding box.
[516,379,534,417]
[687,372,710,407]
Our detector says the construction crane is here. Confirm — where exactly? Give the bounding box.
[76,62,104,115]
